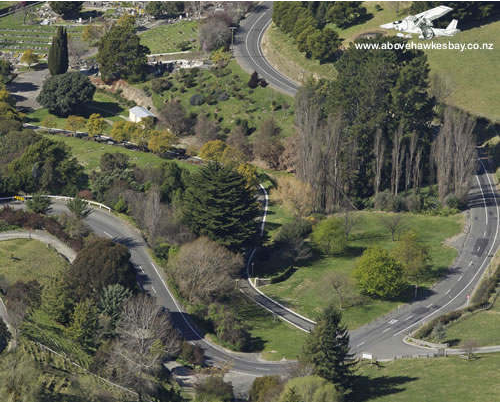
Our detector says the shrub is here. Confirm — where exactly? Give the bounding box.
[248,71,259,88]
[37,72,95,117]
[217,91,229,101]
[179,341,204,366]
[190,94,205,106]
[154,243,171,261]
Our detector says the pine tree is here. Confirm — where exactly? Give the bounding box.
[48,26,68,76]
[67,298,98,348]
[303,306,356,390]
[183,162,260,250]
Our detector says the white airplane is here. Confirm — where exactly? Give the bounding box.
[380,5,460,39]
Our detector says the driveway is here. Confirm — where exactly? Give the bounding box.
[7,67,49,111]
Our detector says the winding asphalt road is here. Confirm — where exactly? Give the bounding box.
[233,4,500,360]
[3,200,292,376]
[234,2,299,96]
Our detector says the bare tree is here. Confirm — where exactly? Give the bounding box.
[413,146,423,191]
[194,114,219,147]
[324,272,361,311]
[380,214,406,241]
[373,128,385,194]
[342,208,359,241]
[433,107,476,202]
[169,237,243,304]
[270,176,314,217]
[430,72,455,102]
[405,132,418,191]
[68,36,89,66]
[391,124,405,196]
[295,87,353,212]
[144,186,161,244]
[110,294,181,397]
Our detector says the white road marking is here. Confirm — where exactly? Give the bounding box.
[388,319,398,325]
[382,327,391,333]
[426,304,434,308]
[151,286,156,294]
[475,174,488,225]
[405,315,414,321]
[457,275,463,281]
[446,289,451,295]
[484,231,487,236]
[103,231,113,238]
[138,265,144,272]
[469,261,473,266]
[357,341,365,347]
[395,160,499,336]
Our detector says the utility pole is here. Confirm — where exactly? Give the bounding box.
[229,26,237,51]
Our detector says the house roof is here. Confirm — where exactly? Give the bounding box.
[129,106,156,118]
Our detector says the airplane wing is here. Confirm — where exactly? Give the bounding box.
[414,5,453,21]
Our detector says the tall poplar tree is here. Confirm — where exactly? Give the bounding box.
[48,26,69,76]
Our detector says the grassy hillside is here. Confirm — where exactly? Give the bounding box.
[139,19,199,54]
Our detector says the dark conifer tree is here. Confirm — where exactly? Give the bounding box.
[48,26,68,76]
[303,306,356,390]
[248,71,260,89]
[183,162,260,250]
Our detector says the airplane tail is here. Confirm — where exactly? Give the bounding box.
[446,19,458,31]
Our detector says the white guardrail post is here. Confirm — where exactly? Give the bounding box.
[0,195,111,213]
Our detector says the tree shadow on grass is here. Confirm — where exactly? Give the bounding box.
[348,373,418,402]
[81,101,125,118]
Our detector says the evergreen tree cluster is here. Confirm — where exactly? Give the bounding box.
[272,2,367,62]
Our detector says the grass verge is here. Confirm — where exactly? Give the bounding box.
[352,353,500,402]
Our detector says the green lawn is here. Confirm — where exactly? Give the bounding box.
[260,209,463,329]
[140,20,199,54]
[353,353,500,402]
[0,239,69,287]
[27,90,127,133]
[443,296,500,348]
[144,59,295,138]
[43,133,196,173]
[264,1,500,123]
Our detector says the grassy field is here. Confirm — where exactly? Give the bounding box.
[43,133,196,173]
[260,208,463,328]
[0,239,69,287]
[352,353,500,402]
[143,59,296,139]
[263,1,500,123]
[443,295,500,347]
[139,20,199,54]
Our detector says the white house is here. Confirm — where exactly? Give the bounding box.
[129,106,156,123]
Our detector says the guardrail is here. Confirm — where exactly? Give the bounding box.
[0,195,112,212]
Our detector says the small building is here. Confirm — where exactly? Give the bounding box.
[129,106,156,123]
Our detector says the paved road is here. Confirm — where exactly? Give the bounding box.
[243,153,500,360]
[3,200,292,376]
[7,68,49,111]
[234,2,298,97]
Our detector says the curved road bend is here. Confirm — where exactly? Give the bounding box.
[244,153,500,360]
[4,201,292,376]
[234,2,299,97]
